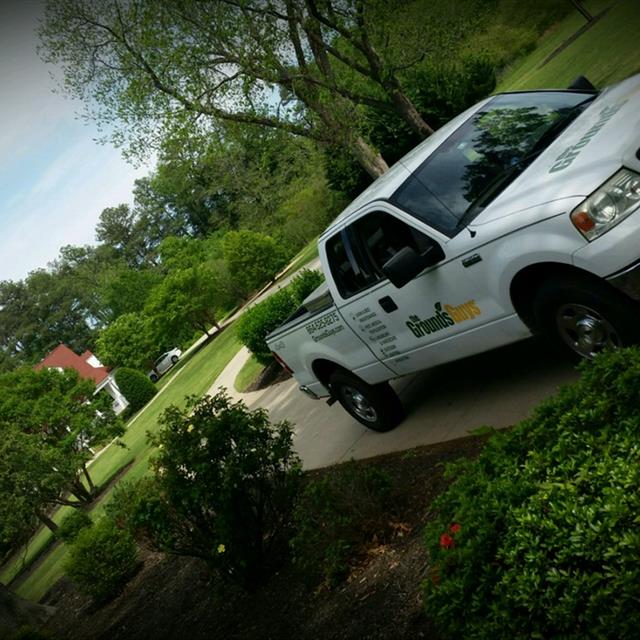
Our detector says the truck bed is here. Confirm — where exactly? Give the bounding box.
[266,282,335,342]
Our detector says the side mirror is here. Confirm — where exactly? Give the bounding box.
[382,243,444,288]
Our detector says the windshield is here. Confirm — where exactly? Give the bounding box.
[390,91,596,236]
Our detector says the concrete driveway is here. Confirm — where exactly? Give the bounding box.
[210,336,578,469]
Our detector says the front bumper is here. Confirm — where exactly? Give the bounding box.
[606,258,640,300]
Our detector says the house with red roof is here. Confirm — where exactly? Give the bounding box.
[35,344,129,415]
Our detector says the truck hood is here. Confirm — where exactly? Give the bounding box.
[472,73,640,228]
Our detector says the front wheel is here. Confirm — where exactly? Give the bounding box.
[171,355,179,364]
[533,277,639,359]
[329,370,404,432]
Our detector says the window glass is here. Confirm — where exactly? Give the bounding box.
[326,212,439,298]
[391,91,595,235]
[325,231,379,299]
[354,211,434,272]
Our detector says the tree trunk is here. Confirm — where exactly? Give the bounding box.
[388,87,434,138]
[36,510,58,533]
[81,463,96,496]
[68,478,92,504]
[352,136,389,178]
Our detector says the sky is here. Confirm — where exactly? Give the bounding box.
[0,0,151,282]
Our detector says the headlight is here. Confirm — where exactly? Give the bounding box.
[570,168,640,240]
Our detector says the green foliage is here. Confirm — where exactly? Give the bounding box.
[237,269,324,366]
[423,347,640,639]
[55,509,92,544]
[114,368,157,413]
[291,463,392,585]
[64,518,139,602]
[0,366,123,539]
[287,269,326,305]
[144,261,238,343]
[272,168,344,254]
[222,230,288,297]
[96,312,157,370]
[144,391,302,587]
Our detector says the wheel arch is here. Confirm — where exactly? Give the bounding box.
[311,358,345,389]
[509,262,610,332]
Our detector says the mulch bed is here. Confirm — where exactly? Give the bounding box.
[244,361,292,393]
[42,435,486,640]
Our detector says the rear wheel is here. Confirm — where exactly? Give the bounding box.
[533,277,639,359]
[149,373,159,383]
[329,370,404,432]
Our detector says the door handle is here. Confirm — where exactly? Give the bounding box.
[378,296,398,313]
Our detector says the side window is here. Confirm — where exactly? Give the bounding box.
[326,212,438,299]
[326,230,379,299]
[354,211,435,272]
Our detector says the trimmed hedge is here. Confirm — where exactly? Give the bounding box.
[114,367,157,413]
[237,269,324,366]
[424,348,640,639]
[64,518,139,602]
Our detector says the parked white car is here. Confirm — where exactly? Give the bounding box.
[148,348,182,382]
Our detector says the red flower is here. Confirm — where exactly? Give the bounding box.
[450,523,462,535]
[439,533,454,549]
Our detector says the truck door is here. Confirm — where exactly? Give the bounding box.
[326,205,503,376]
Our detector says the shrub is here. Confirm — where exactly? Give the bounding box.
[64,518,139,602]
[423,348,640,639]
[105,477,170,549]
[114,367,157,412]
[291,463,392,586]
[55,509,92,543]
[237,269,325,366]
[146,390,302,588]
[288,268,325,304]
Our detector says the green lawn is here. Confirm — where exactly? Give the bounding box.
[3,323,242,602]
[234,354,265,393]
[497,0,640,91]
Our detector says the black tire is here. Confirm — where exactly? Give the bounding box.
[149,373,159,383]
[171,355,179,364]
[533,276,639,360]
[329,369,404,432]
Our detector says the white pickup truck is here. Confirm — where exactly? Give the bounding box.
[267,74,640,431]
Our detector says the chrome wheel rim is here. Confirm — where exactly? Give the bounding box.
[556,303,621,358]
[341,385,378,423]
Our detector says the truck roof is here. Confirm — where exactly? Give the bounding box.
[320,96,492,240]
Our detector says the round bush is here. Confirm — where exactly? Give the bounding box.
[423,348,640,639]
[237,269,324,366]
[114,367,157,413]
[56,509,92,543]
[64,518,139,602]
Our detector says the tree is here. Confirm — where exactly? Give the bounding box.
[0,270,96,369]
[95,312,157,371]
[100,267,163,321]
[0,367,125,531]
[39,0,436,177]
[145,262,239,342]
[222,230,288,297]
